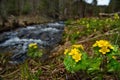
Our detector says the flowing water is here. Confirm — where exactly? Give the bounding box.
[0,21,64,64]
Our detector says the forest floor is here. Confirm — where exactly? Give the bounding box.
[0,17,120,80]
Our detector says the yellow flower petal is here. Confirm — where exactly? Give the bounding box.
[94,29,96,32]
[108,45,114,50]
[64,49,69,55]
[99,47,110,55]
[97,40,109,47]
[86,24,89,28]
[29,43,38,48]
[93,40,114,50]
[33,46,38,49]
[93,43,97,47]
[72,44,84,50]
[72,53,82,62]
[69,48,79,56]
[77,31,80,34]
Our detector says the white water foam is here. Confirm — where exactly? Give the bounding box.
[26,26,36,29]
[41,27,59,32]
[48,22,63,26]
[1,37,44,46]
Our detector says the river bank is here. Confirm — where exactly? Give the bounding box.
[0,15,54,33]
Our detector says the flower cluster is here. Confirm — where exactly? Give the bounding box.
[64,44,83,62]
[93,40,114,54]
[29,43,38,49]
[114,13,119,20]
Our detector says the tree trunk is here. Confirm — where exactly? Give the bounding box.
[0,0,8,26]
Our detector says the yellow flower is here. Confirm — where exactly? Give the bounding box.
[33,45,38,49]
[69,48,79,56]
[94,29,96,32]
[29,44,33,48]
[99,47,110,54]
[33,43,37,46]
[114,13,119,19]
[97,40,109,47]
[106,18,112,23]
[93,40,113,49]
[105,19,109,22]
[93,40,114,55]
[86,24,89,28]
[72,53,82,62]
[77,31,80,34]
[93,42,97,47]
[82,21,85,24]
[29,43,34,48]
[112,56,117,59]
[29,43,38,48]
[64,49,69,55]
[72,44,84,50]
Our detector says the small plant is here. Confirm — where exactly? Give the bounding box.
[27,43,43,58]
[20,61,42,80]
[93,40,114,55]
[20,61,32,79]
[63,40,120,79]
[92,40,120,75]
[64,44,88,73]
[32,69,42,80]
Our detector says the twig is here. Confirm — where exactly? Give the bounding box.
[77,28,119,44]
[0,69,19,78]
[115,33,120,44]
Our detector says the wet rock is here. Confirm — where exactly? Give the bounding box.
[0,33,9,43]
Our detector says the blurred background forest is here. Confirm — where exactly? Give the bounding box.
[0,0,120,19]
[0,0,120,32]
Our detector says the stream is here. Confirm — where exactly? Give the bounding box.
[0,21,65,64]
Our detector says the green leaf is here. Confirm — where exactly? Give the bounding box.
[107,59,120,72]
[113,45,119,52]
[87,58,101,74]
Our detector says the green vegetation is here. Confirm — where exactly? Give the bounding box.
[64,44,88,73]
[62,13,120,79]
[64,13,120,46]
[27,43,43,58]
[1,0,120,79]
[64,40,120,79]
[20,61,42,80]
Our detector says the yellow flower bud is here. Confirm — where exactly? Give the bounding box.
[112,56,117,59]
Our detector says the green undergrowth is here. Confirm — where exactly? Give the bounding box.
[64,13,120,46]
